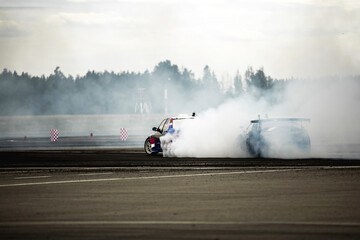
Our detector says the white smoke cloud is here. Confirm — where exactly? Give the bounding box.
[163,76,360,159]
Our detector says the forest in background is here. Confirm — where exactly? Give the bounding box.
[0,60,301,116]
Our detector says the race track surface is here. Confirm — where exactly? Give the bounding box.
[1,149,360,168]
[0,150,359,239]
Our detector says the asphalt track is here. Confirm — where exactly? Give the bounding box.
[0,149,360,239]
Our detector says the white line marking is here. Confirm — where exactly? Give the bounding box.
[0,220,359,227]
[0,169,299,188]
[78,172,113,176]
[320,166,360,170]
[14,176,51,180]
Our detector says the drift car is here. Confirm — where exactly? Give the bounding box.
[244,118,311,158]
[144,113,195,155]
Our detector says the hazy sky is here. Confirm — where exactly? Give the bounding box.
[0,0,359,79]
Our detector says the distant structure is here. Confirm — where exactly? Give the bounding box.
[135,88,152,114]
[164,88,168,115]
[164,77,171,114]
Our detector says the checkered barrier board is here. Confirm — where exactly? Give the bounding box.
[120,128,128,141]
[50,129,59,142]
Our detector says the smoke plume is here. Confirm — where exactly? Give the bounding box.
[162,76,360,159]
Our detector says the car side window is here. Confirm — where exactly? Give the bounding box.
[163,119,171,133]
[157,119,167,133]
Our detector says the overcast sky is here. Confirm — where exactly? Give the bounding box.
[0,0,359,79]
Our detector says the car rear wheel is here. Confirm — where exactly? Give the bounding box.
[144,137,157,155]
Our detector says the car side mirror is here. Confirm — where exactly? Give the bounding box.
[152,127,157,131]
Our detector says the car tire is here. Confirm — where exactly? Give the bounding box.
[144,137,158,155]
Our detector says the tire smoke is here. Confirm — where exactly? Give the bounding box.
[162,77,360,159]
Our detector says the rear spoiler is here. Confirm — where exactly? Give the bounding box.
[251,118,310,123]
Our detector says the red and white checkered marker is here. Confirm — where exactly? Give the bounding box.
[50,129,59,142]
[120,128,128,141]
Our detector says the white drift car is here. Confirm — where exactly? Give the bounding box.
[144,113,195,156]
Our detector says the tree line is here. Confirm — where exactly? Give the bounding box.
[0,60,287,116]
